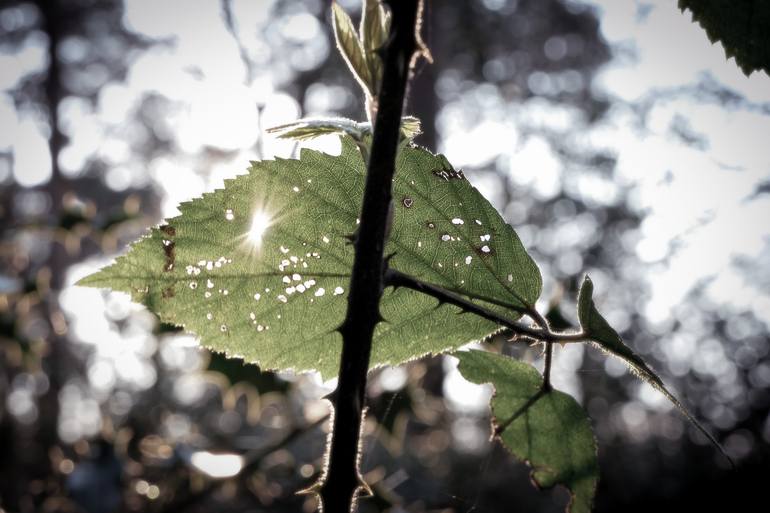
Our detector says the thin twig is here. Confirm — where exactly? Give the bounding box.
[160,415,329,513]
[221,0,256,85]
[542,342,554,392]
[527,306,551,332]
[526,303,555,390]
[384,269,587,345]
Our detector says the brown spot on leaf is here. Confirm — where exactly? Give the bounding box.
[425,221,436,229]
[162,239,176,272]
[402,196,413,208]
[432,168,465,181]
[160,224,176,271]
[162,286,175,299]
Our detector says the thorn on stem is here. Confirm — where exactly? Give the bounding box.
[383,251,398,268]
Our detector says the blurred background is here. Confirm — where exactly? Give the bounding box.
[1,0,769,512]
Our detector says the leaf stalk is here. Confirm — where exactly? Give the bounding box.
[384,268,587,346]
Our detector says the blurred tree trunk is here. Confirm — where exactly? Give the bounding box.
[31,1,68,510]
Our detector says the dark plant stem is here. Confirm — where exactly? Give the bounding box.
[542,342,554,391]
[384,269,587,344]
[319,2,420,512]
[526,307,555,390]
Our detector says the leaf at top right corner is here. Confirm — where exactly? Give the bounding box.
[678,0,770,76]
[576,275,733,463]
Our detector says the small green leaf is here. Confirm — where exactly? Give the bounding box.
[361,0,388,53]
[332,2,374,98]
[679,0,770,76]
[577,275,732,464]
[398,116,422,140]
[360,0,388,89]
[457,350,598,513]
[79,136,539,379]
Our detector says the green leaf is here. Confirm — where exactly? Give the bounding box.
[79,136,540,378]
[398,116,422,140]
[267,116,421,142]
[577,275,732,464]
[331,2,374,97]
[360,0,388,89]
[457,350,598,513]
[389,147,541,312]
[361,0,388,53]
[679,0,770,76]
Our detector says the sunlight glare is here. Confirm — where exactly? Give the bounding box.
[247,210,272,248]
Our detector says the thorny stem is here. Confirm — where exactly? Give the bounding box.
[318,2,420,512]
[384,269,587,345]
[527,306,551,332]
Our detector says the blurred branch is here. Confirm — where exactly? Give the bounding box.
[221,0,256,85]
[160,414,329,513]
